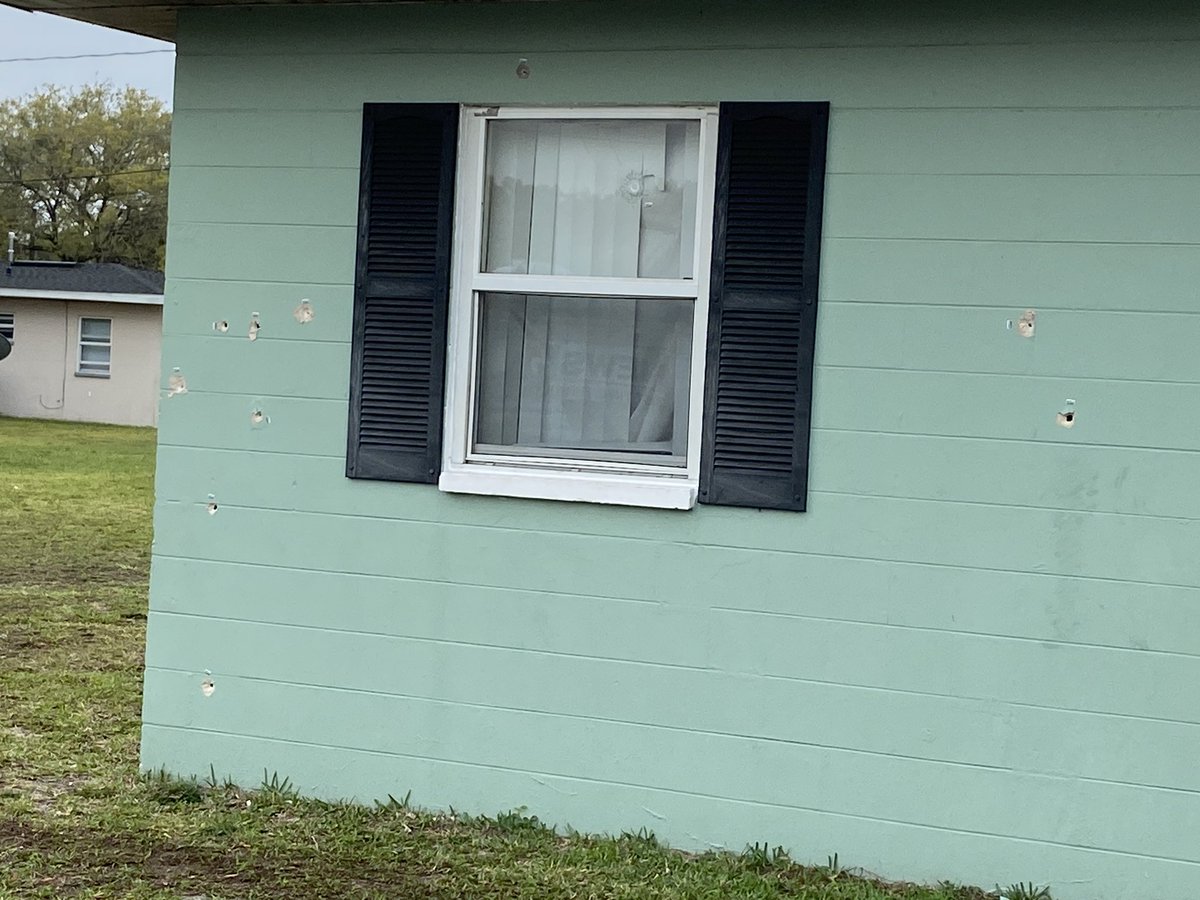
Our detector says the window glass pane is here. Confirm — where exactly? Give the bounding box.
[484,120,700,279]
[475,293,692,465]
[80,344,111,365]
[80,318,111,340]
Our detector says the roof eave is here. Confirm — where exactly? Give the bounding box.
[0,288,165,305]
[0,0,566,43]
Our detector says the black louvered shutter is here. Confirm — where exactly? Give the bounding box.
[699,102,829,511]
[347,104,457,482]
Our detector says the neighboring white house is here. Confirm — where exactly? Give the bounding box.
[0,259,164,427]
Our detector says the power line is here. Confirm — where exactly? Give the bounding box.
[0,167,169,187]
[0,48,173,64]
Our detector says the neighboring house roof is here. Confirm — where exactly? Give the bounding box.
[0,261,165,306]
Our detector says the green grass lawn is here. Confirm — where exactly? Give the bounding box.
[0,417,1037,900]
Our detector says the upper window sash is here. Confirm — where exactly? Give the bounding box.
[464,106,716,292]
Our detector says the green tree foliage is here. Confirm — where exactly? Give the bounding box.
[0,84,170,270]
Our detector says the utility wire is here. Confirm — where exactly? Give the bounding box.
[0,49,173,64]
[0,167,169,186]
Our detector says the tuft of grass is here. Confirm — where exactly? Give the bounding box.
[0,417,1051,899]
[999,884,1054,900]
[144,771,205,806]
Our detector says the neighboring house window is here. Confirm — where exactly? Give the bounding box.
[0,312,13,344]
[77,317,113,377]
[348,102,829,512]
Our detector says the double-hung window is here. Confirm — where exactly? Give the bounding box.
[77,316,112,378]
[440,108,716,509]
[347,102,828,512]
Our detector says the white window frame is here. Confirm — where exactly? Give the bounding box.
[440,105,719,510]
[76,316,113,378]
[0,312,13,344]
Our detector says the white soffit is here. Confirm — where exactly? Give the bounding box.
[0,288,165,306]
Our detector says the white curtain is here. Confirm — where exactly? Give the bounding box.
[476,294,691,462]
[484,119,699,278]
[476,119,699,463]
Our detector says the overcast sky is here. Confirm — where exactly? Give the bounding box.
[0,7,174,103]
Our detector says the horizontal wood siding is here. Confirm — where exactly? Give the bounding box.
[147,2,1200,897]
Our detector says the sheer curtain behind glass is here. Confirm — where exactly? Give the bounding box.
[477,294,692,463]
[476,119,700,465]
[484,119,699,278]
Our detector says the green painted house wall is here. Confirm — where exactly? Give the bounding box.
[143,2,1200,896]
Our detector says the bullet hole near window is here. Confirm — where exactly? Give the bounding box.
[1017,309,1036,338]
[251,409,267,426]
[248,313,261,342]
[213,320,229,333]
[293,300,314,324]
[206,494,218,515]
[1057,399,1076,429]
[167,368,187,397]
[516,58,531,79]
[201,677,215,697]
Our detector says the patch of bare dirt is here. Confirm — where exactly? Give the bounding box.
[0,820,443,899]
[0,773,89,812]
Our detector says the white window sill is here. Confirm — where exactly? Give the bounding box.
[439,466,696,510]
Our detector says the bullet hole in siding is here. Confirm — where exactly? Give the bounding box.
[1016,309,1036,338]
[248,313,261,342]
[293,299,314,324]
[516,58,531,79]
[201,677,215,697]
[206,493,218,515]
[167,368,188,397]
[251,408,268,427]
[213,320,229,333]
[1056,399,1076,429]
